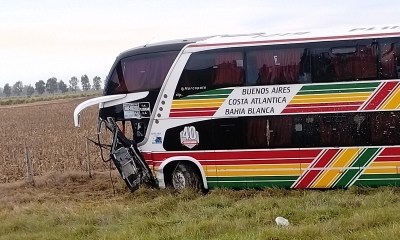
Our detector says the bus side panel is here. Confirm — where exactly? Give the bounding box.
[354,146,400,187]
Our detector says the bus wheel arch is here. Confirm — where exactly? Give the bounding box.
[158,157,208,191]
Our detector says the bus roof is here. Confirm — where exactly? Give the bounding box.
[117,36,213,59]
[187,24,400,50]
[117,24,400,57]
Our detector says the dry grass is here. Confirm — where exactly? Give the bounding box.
[2,174,400,240]
[4,94,400,239]
[0,97,107,183]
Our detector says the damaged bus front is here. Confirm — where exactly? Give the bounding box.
[73,40,191,192]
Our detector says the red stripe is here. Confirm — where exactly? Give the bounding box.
[295,149,339,188]
[374,156,400,162]
[151,149,321,161]
[206,159,312,165]
[285,101,363,108]
[282,105,359,113]
[379,147,400,156]
[360,83,385,110]
[169,111,216,117]
[170,107,218,112]
[189,32,400,48]
[363,81,398,110]
[214,149,321,160]
[152,152,207,161]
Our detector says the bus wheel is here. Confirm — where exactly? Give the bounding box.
[170,162,202,191]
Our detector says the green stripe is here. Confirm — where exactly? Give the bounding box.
[354,179,400,187]
[358,173,400,180]
[207,176,298,182]
[206,176,298,189]
[182,94,230,100]
[296,87,376,95]
[179,89,233,100]
[299,82,380,92]
[356,171,400,188]
[332,148,380,188]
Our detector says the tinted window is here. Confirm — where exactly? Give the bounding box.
[175,50,244,98]
[213,117,245,150]
[106,51,178,94]
[311,40,378,82]
[380,40,400,79]
[163,111,400,151]
[244,112,400,149]
[246,46,310,85]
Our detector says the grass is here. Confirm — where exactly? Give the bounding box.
[0,91,101,106]
[2,172,400,240]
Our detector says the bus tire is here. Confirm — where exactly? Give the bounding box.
[170,162,202,191]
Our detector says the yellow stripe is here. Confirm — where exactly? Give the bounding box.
[171,99,225,108]
[380,85,400,110]
[311,148,359,188]
[172,98,225,104]
[364,161,400,174]
[364,167,400,174]
[290,96,369,104]
[207,163,309,171]
[291,92,371,100]
[206,169,302,177]
[369,161,400,167]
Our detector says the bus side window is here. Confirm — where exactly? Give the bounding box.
[311,40,379,83]
[292,115,321,148]
[319,114,355,147]
[213,52,244,86]
[174,50,244,99]
[351,114,370,146]
[311,51,336,83]
[245,116,293,148]
[213,117,245,150]
[247,48,306,85]
[371,111,400,145]
[380,41,399,79]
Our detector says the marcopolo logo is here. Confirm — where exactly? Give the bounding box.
[180,126,199,149]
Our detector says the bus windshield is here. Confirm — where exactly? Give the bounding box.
[106,51,179,94]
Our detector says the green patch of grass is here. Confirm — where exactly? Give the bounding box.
[2,186,400,240]
[0,92,101,106]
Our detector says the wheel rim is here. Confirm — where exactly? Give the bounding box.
[172,170,186,190]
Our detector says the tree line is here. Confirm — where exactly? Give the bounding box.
[1,75,103,97]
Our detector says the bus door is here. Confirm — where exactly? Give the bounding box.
[212,117,248,189]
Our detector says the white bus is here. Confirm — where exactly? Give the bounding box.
[74,24,400,192]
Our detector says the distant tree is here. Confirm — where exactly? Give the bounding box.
[12,81,23,96]
[46,77,58,94]
[26,85,35,97]
[59,80,68,93]
[3,83,11,97]
[69,76,78,93]
[92,76,102,91]
[81,74,91,91]
[35,80,46,95]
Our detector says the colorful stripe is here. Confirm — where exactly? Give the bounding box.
[169,89,233,117]
[292,149,340,188]
[148,146,400,189]
[361,81,400,110]
[379,82,400,110]
[332,148,381,188]
[310,148,359,188]
[282,82,379,114]
[169,80,400,117]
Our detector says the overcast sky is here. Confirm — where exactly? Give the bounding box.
[1,0,399,88]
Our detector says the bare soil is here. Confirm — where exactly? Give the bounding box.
[0,171,126,207]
